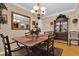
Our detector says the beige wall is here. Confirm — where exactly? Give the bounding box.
[0,3,34,52]
[43,16,56,32]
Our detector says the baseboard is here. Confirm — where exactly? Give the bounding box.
[0,51,5,56]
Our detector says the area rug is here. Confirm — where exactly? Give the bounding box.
[54,47,63,56]
[30,47,63,56]
[0,46,63,56]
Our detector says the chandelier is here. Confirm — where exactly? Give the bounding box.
[31,3,46,19]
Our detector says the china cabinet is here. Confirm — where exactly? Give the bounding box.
[54,14,68,41]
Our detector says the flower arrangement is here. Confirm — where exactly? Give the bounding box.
[30,26,41,36]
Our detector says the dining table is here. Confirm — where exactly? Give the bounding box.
[13,34,48,55]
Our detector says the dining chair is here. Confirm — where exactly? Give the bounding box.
[0,34,24,56]
[68,31,79,45]
[36,34,55,56]
[24,32,43,56]
[44,31,53,35]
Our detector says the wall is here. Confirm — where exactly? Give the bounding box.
[0,3,34,53]
[43,16,56,32]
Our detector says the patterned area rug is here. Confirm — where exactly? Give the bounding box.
[29,47,63,56]
[1,47,63,56]
[54,47,63,56]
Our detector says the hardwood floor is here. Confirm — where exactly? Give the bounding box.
[54,41,79,56]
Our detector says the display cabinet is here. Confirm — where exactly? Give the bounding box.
[54,14,68,41]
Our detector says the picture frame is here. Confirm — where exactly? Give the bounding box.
[72,18,78,23]
[32,21,36,25]
[2,14,7,24]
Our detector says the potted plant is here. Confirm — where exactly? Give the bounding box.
[0,3,7,28]
[31,26,41,35]
[30,24,41,39]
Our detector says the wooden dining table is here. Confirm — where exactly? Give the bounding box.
[13,35,48,55]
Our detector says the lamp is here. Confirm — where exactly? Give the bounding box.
[31,3,46,19]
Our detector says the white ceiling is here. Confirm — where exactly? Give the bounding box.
[13,3,77,16]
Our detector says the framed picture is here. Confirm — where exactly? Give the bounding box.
[2,14,7,24]
[32,21,36,25]
[72,18,78,23]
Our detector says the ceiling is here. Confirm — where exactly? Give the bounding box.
[13,3,77,16]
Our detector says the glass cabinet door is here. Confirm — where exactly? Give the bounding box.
[61,22,67,32]
[55,22,60,32]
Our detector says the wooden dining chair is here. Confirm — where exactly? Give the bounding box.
[0,34,24,56]
[68,31,79,45]
[44,31,53,35]
[36,34,55,56]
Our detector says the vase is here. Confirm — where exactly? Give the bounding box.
[32,33,39,40]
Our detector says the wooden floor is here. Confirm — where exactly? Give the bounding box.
[54,41,79,56]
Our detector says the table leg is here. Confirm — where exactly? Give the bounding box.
[69,40,71,45]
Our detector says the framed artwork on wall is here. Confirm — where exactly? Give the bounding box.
[2,14,8,24]
[72,18,78,23]
[32,21,36,25]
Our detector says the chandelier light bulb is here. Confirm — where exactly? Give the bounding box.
[13,19,17,22]
[41,11,45,15]
[33,5,39,10]
[21,23,24,25]
[41,7,46,11]
[17,20,20,22]
[31,10,34,13]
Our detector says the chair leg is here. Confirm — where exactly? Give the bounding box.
[67,39,69,45]
[25,46,30,56]
[78,41,79,45]
[69,40,71,45]
[5,49,7,56]
[68,39,71,45]
[52,49,54,56]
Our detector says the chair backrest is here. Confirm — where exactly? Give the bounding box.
[44,31,53,35]
[69,31,79,39]
[47,34,55,55]
[48,35,54,45]
[0,34,12,56]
